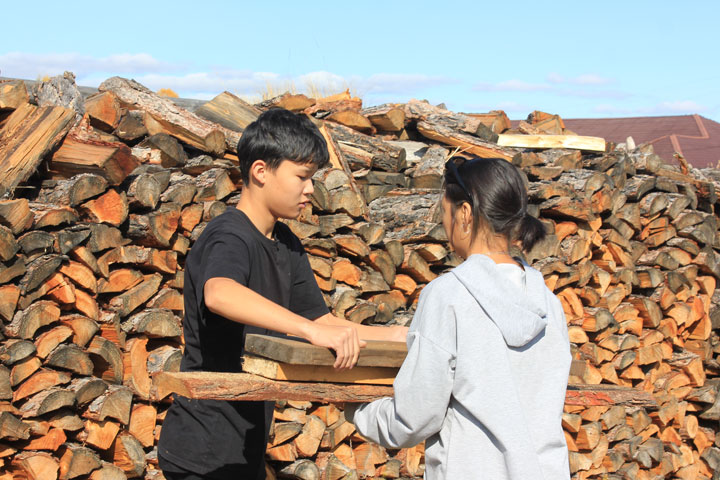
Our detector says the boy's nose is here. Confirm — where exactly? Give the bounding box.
[304,180,314,195]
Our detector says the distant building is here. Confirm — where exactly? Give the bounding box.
[561,115,720,169]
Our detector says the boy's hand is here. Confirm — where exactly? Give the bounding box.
[307,323,366,370]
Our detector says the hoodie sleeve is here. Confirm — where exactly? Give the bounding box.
[350,281,457,449]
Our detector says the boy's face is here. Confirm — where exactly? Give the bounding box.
[264,160,317,219]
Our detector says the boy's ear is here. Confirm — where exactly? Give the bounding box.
[249,160,267,185]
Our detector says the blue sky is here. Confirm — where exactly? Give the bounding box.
[2,1,718,121]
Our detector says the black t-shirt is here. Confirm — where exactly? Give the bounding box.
[158,208,329,478]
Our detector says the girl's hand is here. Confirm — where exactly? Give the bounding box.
[386,325,409,343]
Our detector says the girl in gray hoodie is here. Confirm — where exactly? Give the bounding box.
[347,157,572,479]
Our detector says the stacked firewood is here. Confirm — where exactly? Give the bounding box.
[0,73,719,479]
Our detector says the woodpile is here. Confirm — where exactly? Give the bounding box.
[0,72,719,479]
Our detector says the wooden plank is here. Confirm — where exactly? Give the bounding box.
[244,334,406,367]
[241,355,396,385]
[153,371,393,403]
[0,103,75,196]
[496,134,606,152]
[153,371,659,407]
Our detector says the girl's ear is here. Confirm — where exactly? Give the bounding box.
[460,202,473,230]
[249,160,267,185]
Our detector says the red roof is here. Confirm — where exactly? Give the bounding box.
[560,115,720,169]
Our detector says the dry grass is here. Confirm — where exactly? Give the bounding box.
[157,88,179,98]
[243,78,359,103]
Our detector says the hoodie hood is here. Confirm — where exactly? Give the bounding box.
[450,254,548,347]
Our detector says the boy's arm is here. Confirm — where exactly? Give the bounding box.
[315,313,408,343]
[204,277,364,369]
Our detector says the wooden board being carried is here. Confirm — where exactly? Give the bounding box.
[152,371,657,407]
[244,334,407,367]
[242,334,405,385]
[242,355,397,385]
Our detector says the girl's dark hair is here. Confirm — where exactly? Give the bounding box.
[236,108,329,182]
[444,157,546,251]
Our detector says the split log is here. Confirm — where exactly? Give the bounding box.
[193,168,236,202]
[12,369,71,403]
[195,91,261,133]
[49,132,140,186]
[59,261,97,294]
[326,123,406,172]
[126,203,180,248]
[108,273,163,318]
[293,415,325,457]
[84,91,123,132]
[138,133,187,168]
[0,199,35,235]
[123,337,151,399]
[99,77,226,155]
[278,459,320,480]
[46,344,94,376]
[109,431,145,478]
[87,336,124,385]
[114,110,147,142]
[68,377,108,407]
[34,326,72,359]
[19,388,75,418]
[79,419,120,450]
[415,116,514,161]
[10,451,59,480]
[84,385,133,425]
[0,411,31,440]
[122,308,181,338]
[128,403,156,448]
[0,80,29,110]
[258,93,315,112]
[6,300,61,339]
[361,104,406,132]
[0,339,36,366]
[0,103,75,197]
[58,443,102,479]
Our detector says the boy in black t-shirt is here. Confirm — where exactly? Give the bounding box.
[158,108,408,480]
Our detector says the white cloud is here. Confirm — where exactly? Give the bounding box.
[572,74,612,86]
[359,73,454,94]
[548,73,613,85]
[652,100,708,113]
[129,70,280,96]
[593,100,709,116]
[0,52,181,80]
[474,79,551,92]
[474,75,616,96]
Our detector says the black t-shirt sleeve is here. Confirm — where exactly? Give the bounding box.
[195,229,251,308]
[287,235,330,320]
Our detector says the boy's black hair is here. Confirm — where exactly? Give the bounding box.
[444,157,546,251]
[236,108,330,182]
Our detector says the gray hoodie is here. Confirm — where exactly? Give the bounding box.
[350,254,572,479]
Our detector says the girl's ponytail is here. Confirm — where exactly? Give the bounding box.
[517,213,546,252]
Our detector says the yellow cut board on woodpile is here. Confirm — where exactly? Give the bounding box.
[497,134,606,152]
